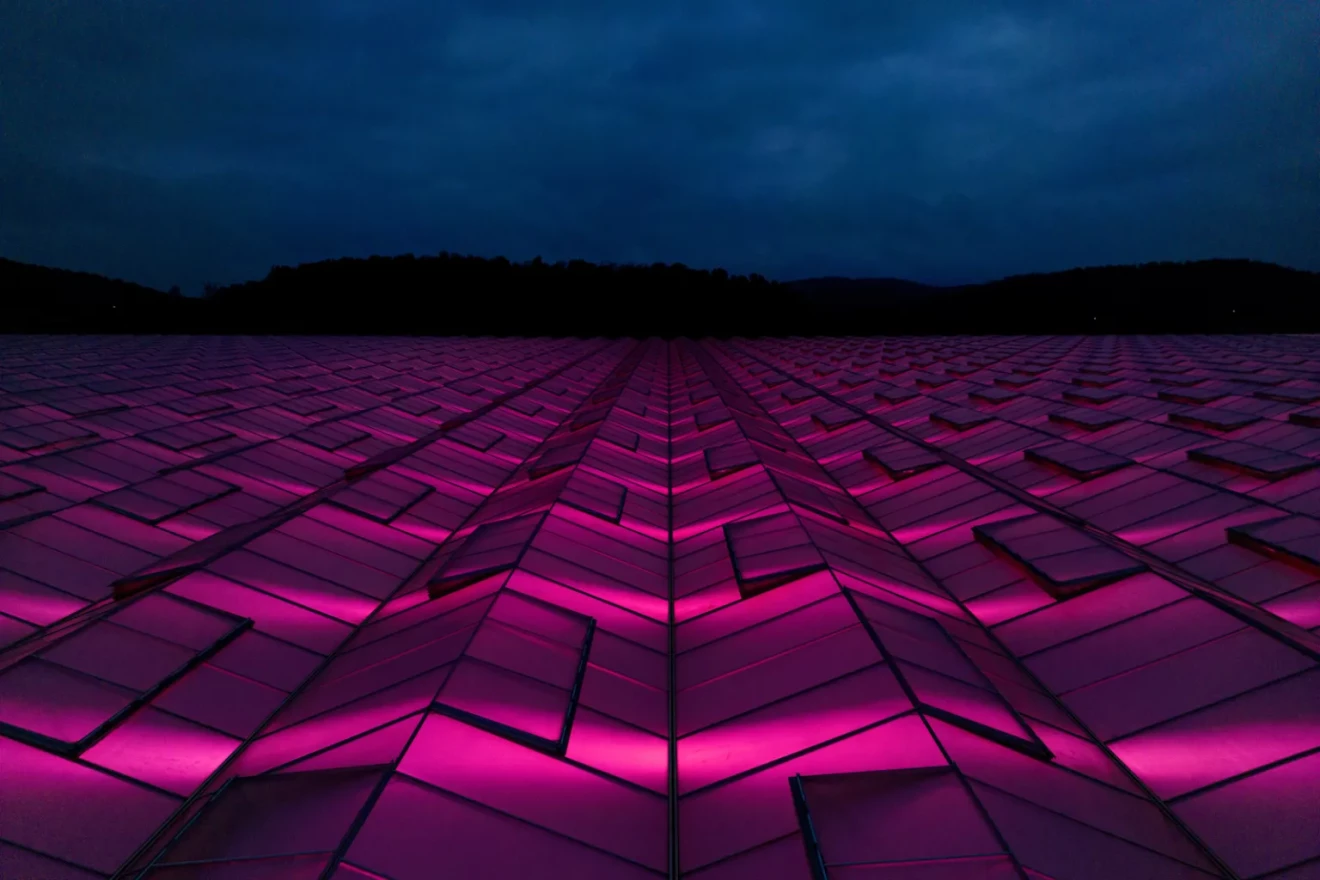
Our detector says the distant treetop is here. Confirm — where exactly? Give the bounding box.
[3,253,1316,336]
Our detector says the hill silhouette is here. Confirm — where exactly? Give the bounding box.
[787,259,1320,334]
[3,258,205,332]
[3,253,1317,336]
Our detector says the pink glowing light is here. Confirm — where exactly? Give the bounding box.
[6,335,1320,879]
[1108,688,1320,799]
[678,664,913,794]
[233,670,446,776]
[82,707,239,795]
[399,712,668,871]
[565,707,669,793]
[0,737,178,873]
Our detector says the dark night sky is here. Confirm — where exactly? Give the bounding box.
[2,1,1317,293]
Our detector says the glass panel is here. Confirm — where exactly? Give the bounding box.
[162,768,382,863]
[0,737,179,874]
[82,707,239,795]
[397,713,667,870]
[0,659,135,744]
[41,622,194,690]
[346,776,658,880]
[437,659,570,742]
[804,768,1001,864]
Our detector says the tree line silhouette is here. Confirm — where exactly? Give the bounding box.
[4,253,1317,336]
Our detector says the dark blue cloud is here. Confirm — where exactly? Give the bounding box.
[2,0,1316,292]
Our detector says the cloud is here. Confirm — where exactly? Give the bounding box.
[1,0,1316,291]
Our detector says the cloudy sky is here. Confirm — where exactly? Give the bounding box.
[2,0,1316,292]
